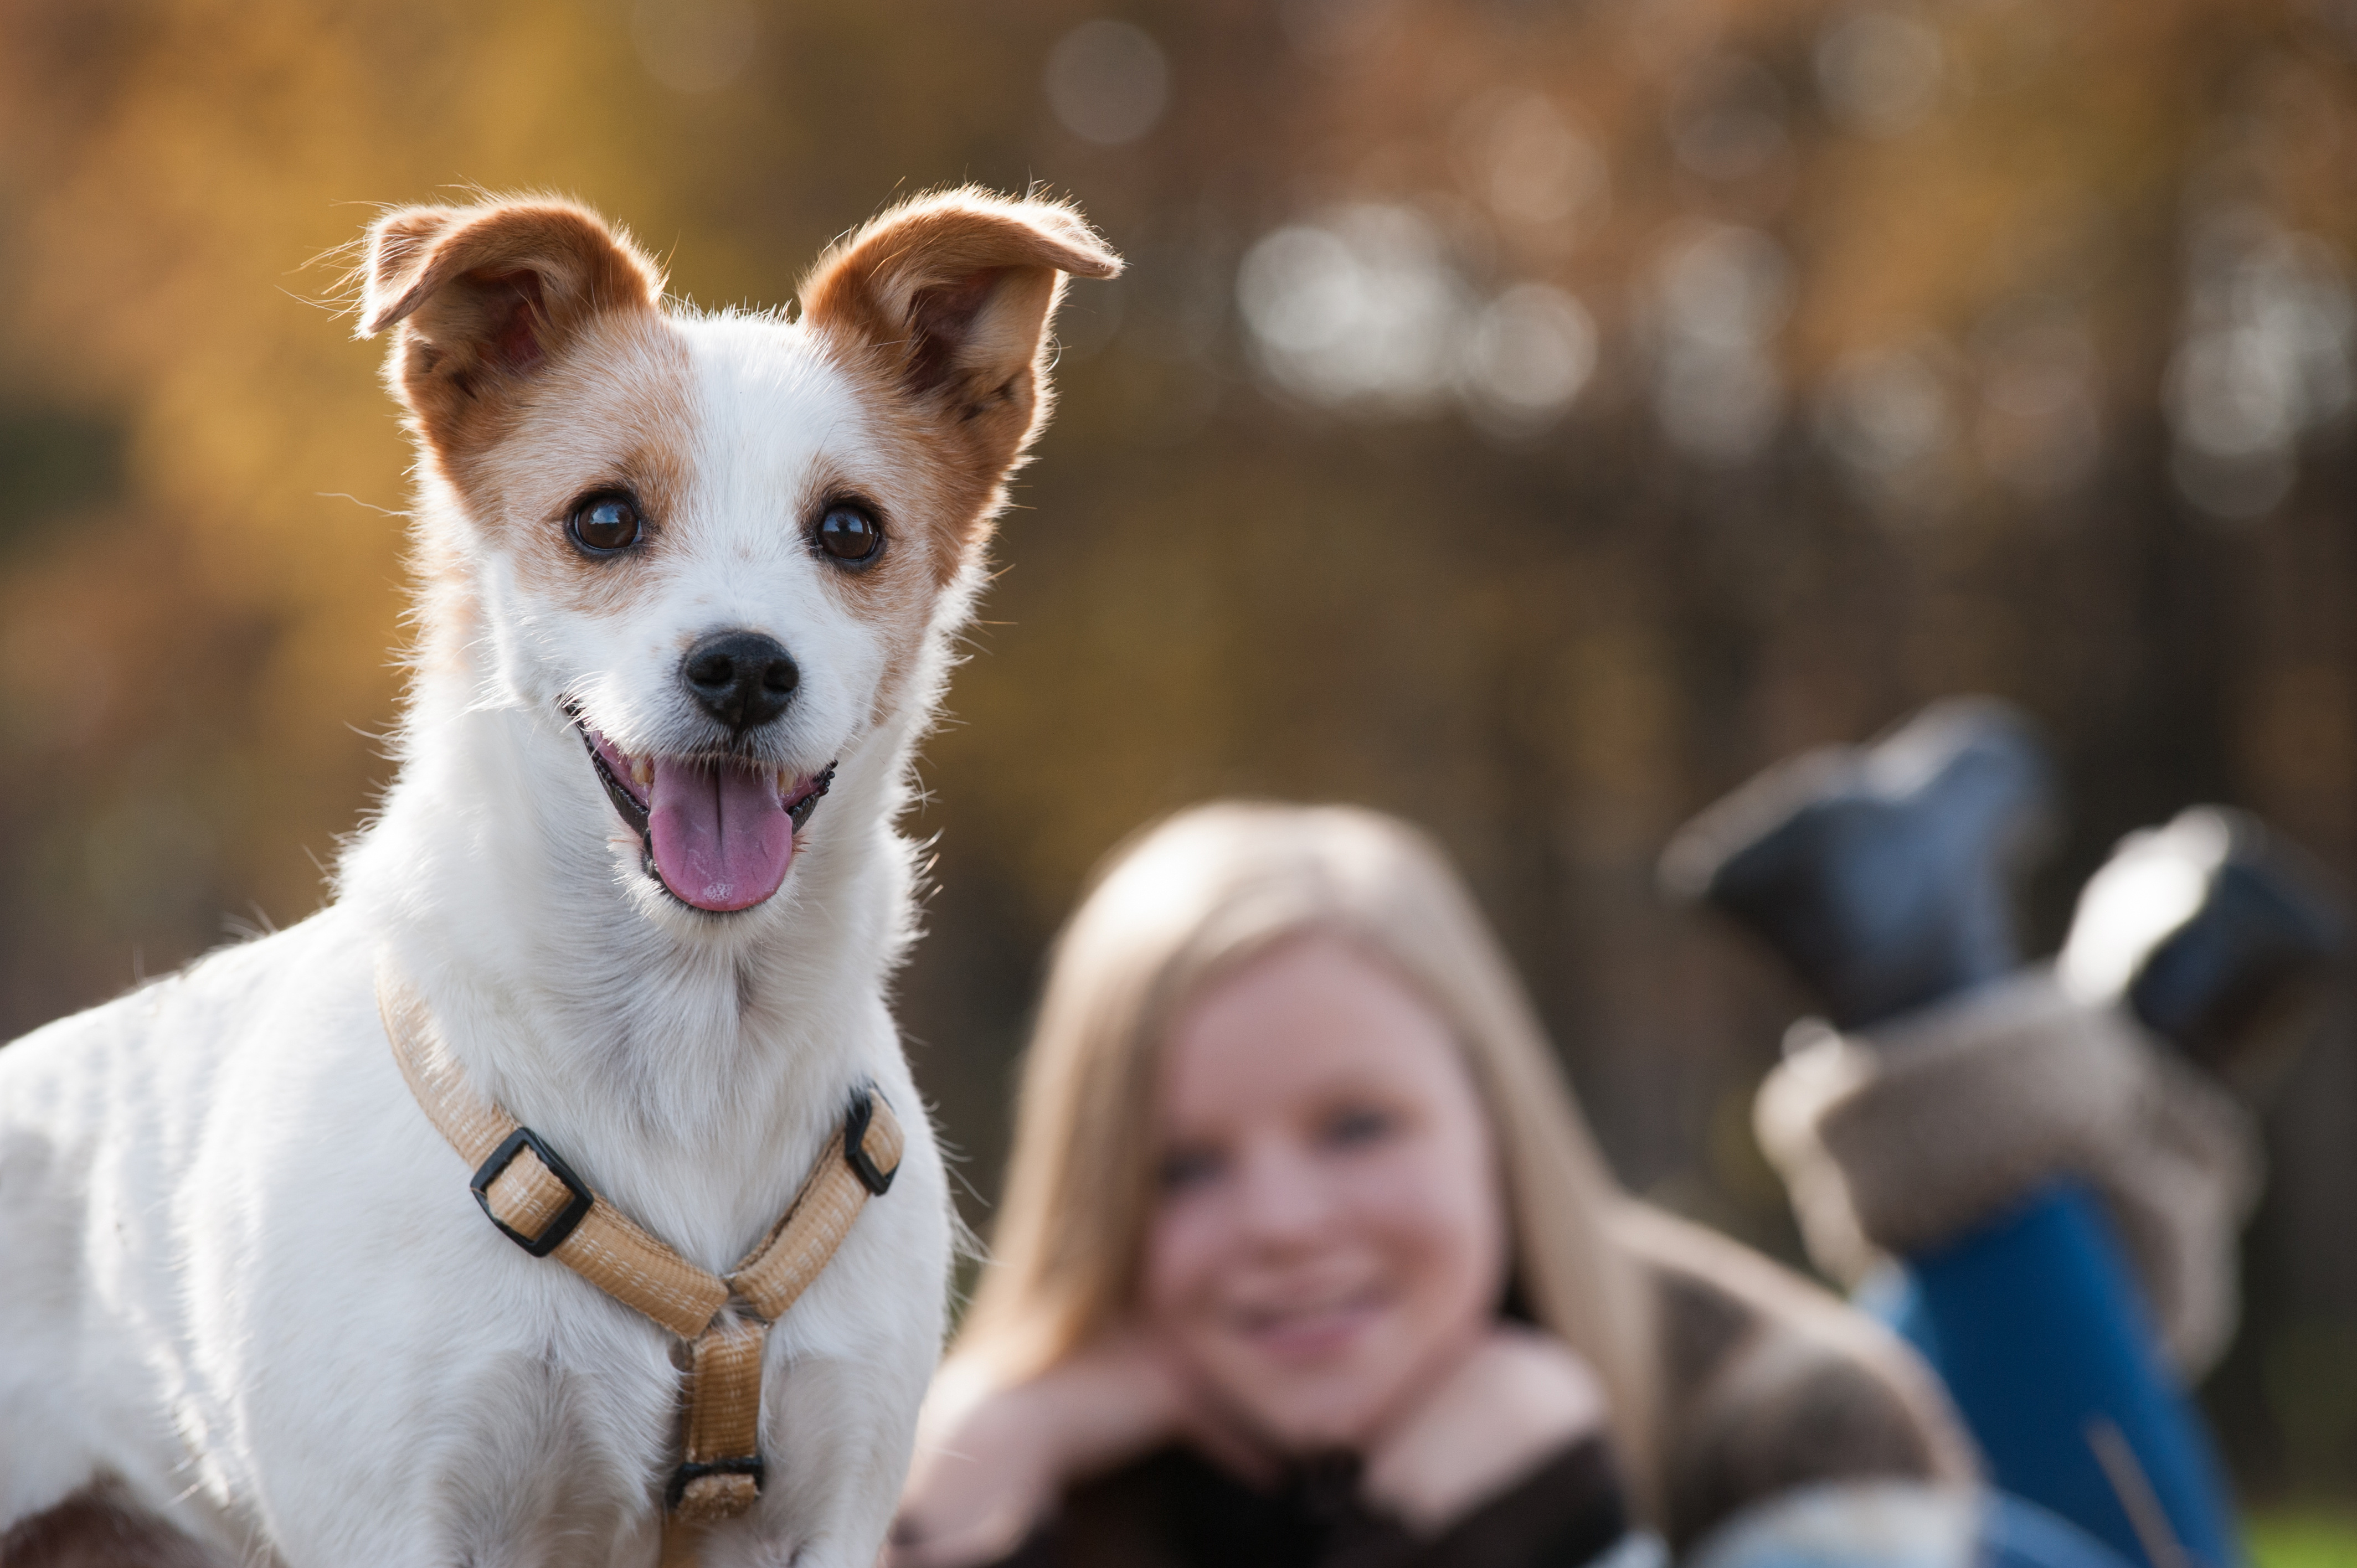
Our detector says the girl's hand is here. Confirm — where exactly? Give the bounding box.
[1360,1324,1610,1535]
[888,1336,1190,1568]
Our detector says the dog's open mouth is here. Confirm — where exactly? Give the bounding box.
[573,718,834,914]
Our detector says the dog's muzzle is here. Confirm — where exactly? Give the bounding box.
[567,709,833,913]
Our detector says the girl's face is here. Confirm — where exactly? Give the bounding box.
[1140,935,1509,1456]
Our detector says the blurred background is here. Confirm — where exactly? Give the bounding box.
[0,0,2353,1525]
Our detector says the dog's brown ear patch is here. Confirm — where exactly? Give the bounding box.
[801,189,1119,470]
[357,199,664,458]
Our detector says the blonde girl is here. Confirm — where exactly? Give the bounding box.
[894,803,1967,1567]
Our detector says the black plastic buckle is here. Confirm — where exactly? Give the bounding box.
[471,1126,595,1258]
[667,1455,766,1509]
[842,1085,898,1197]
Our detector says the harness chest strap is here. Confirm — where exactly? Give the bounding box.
[374,962,904,1531]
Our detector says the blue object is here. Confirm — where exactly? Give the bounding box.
[1861,1183,2244,1568]
[1664,703,2287,1566]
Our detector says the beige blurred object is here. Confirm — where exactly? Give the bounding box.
[1753,969,2262,1376]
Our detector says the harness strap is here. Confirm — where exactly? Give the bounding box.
[374,958,904,1550]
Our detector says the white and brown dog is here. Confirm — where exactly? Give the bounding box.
[0,190,1116,1565]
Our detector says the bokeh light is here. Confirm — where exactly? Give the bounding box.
[631,0,759,94]
[1648,223,1792,461]
[1044,20,1170,147]
[1815,8,1947,140]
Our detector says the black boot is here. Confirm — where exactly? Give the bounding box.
[1660,697,2055,1031]
[2060,806,2346,1091]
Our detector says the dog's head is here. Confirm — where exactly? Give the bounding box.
[356,191,1116,918]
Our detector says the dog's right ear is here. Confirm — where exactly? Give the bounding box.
[356,199,663,456]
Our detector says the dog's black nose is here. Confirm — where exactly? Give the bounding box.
[681,630,799,733]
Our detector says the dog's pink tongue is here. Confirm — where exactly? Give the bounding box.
[647,757,794,912]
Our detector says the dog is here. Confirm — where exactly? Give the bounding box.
[0,188,1118,1566]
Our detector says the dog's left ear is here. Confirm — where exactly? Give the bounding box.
[801,189,1120,466]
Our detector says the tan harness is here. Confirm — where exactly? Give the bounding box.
[375,961,904,1564]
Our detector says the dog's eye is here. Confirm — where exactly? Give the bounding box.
[569,493,644,555]
[815,504,883,567]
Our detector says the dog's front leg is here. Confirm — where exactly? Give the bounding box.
[692,1337,933,1568]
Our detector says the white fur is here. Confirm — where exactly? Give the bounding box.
[0,306,968,1565]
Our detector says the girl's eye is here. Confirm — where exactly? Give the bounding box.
[568,491,644,554]
[1158,1145,1225,1193]
[1321,1107,1396,1149]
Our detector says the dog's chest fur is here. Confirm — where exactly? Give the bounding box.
[0,192,1117,1567]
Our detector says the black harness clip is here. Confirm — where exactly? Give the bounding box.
[471,1126,596,1257]
[842,1085,899,1197]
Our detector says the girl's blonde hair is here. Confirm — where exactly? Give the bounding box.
[953,801,1661,1504]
